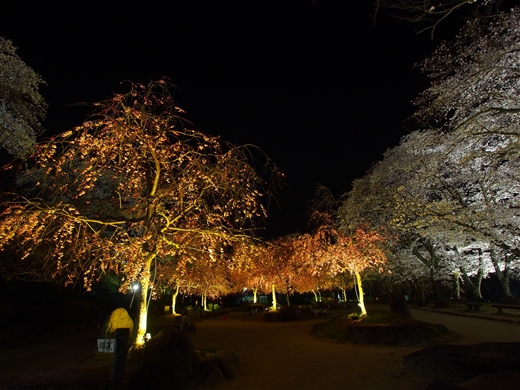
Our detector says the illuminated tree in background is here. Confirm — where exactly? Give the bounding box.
[270,234,308,306]
[375,0,506,36]
[259,240,284,311]
[155,251,194,316]
[228,240,269,304]
[0,80,280,346]
[304,186,389,316]
[184,238,235,311]
[331,228,388,316]
[340,9,520,301]
[0,37,46,158]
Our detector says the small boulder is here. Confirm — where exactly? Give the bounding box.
[99,307,134,340]
[277,306,303,321]
[262,311,278,322]
[126,326,200,390]
[461,370,520,390]
[197,354,221,383]
[204,367,225,387]
[405,342,520,383]
[215,350,242,378]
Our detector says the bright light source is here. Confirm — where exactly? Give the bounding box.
[132,282,139,292]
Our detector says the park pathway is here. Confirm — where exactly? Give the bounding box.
[0,304,518,389]
[189,305,520,390]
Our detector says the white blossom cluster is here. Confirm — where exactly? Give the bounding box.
[340,8,520,298]
[0,37,46,158]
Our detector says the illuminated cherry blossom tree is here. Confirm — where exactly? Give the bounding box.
[0,79,280,345]
[227,240,268,304]
[375,0,506,36]
[340,9,520,300]
[304,186,390,315]
[184,239,236,311]
[331,227,388,316]
[0,37,46,158]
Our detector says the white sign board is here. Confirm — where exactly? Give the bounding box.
[97,339,117,353]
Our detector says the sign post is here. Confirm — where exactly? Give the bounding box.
[97,339,117,353]
[109,328,130,390]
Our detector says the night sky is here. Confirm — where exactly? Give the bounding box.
[1,1,457,237]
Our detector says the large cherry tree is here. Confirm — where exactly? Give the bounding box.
[340,9,520,300]
[0,37,47,158]
[0,80,279,345]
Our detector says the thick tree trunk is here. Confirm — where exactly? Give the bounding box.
[490,248,514,299]
[355,271,367,316]
[171,285,180,315]
[271,284,277,311]
[412,276,428,306]
[433,280,450,308]
[460,265,483,301]
[340,288,347,302]
[202,292,208,311]
[453,272,461,300]
[430,265,450,307]
[413,240,449,307]
[135,252,156,347]
[312,289,319,303]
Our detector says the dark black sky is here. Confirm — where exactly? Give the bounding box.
[1,1,453,237]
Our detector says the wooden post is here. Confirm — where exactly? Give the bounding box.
[109,327,129,390]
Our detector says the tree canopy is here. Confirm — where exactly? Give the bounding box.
[0,79,281,344]
[375,0,510,36]
[340,7,520,302]
[0,37,46,158]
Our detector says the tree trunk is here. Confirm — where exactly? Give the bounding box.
[271,283,277,311]
[135,253,156,347]
[433,280,450,308]
[460,265,483,301]
[453,271,461,300]
[412,240,450,307]
[490,248,514,299]
[202,292,208,311]
[252,287,258,303]
[355,271,367,316]
[171,285,180,315]
[312,289,318,303]
[340,288,347,302]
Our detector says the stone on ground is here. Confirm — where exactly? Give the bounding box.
[215,350,242,378]
[99,307,134,340]
[461,370,520,390]
[405,342,520,383]
[277,305,303,321]
[126,326,200,390]
[204,367,225,387]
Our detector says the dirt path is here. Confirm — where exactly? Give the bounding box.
[0,330,99,379]
[409,308,520,344]
[189,306,520,390]
[0,305,518,389]
[191,310,427,389]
